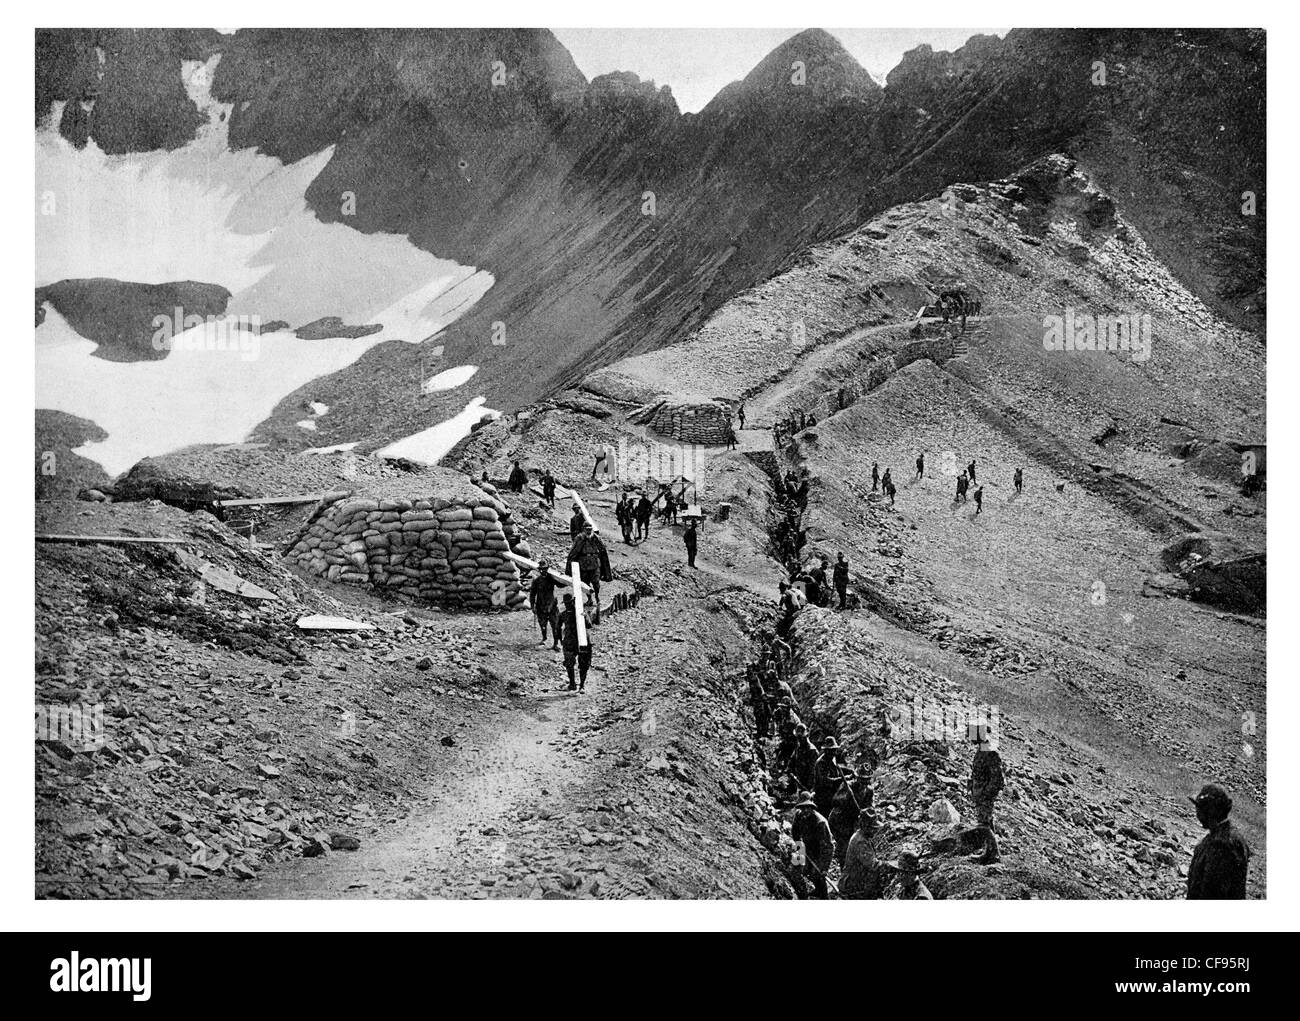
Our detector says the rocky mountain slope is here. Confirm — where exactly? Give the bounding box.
[34,30,1265,900]
[36,28,1263,466]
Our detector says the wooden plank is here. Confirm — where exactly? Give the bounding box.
[502,550,592,593]
[571,562,588,648]
[37,534,188,545]
[296,614,374,631]
[214,494,325,508]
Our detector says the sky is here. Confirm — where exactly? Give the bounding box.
[553,28,1009,113]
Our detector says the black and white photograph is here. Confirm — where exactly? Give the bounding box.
[12,1,1290,965]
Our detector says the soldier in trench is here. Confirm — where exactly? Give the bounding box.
[840,803,887,899]
[828,765,874,867]
[812,736,850,816]
[791,795,834,900]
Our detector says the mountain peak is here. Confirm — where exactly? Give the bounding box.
[723,28,879,107]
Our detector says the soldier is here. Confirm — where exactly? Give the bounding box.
[566,523,611,624]
[829,765,873,866]
[969,726,1004,865]
[558,593,592,693]
[832,553,849,610]
[973,485,984,516]
[777,581,802,628]
[738,403,746,430]
[1186,784,1251,899]
[871,463,880,492]
[813,737,849,816]
[684,520,698,568]
[541,469,557,507]
[528,558,561,650]
[790,724,819,792]
[882,848,933,900]
[616,494,634,544]
[806,560,828,607]
[791,796,834,900]
[569,506,585,537]
[956,471,968,503]
[1013,467,1023,494]
[774,714,801,773]
[886,479,896,507]
[635,493,653,541]
[882,467,893,492]
[967,459,977,484]
[725,424,738,450]
[915,452,924,480]
[507,459,527,492]
[840,806,887,899]
[591,443,613,481]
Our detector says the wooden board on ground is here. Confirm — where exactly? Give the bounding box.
[214,494,327,508]
[36,534,188,545]
[296,614,374,631]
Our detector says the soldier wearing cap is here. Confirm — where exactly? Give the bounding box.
[813,736,849,816]
[882,847,933,900]
[840,806,887,899]
[791,795,834,900]
[1187,784,1251,899]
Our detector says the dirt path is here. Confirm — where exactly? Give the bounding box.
[184,485,779,900]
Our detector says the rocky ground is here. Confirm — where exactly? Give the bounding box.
[35,157,1264,901]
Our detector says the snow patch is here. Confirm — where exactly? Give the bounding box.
[375,397,499,466]
[422,364,478,393]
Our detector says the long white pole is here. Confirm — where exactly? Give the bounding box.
[571,562,588,647]
[502,549,592,593]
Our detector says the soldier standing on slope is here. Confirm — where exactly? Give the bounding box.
[969,725,1004,865]
[832,553,849,610]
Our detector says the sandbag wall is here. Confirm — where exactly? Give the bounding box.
[633,397,732,445]
[287,491,532,611]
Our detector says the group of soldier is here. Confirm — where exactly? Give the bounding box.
[760,575,1253,899]
[772,407,818,448]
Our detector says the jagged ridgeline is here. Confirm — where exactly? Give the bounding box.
[36,28,1263,463]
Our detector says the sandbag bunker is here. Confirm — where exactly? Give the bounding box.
[286,471,532,611]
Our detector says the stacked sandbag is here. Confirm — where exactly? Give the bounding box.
[644,397,731,445]
[286,484,532,611]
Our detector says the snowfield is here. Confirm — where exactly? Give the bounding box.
[35,54,494,476]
